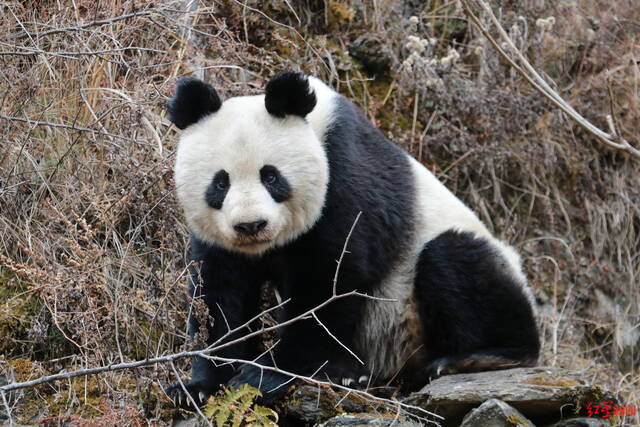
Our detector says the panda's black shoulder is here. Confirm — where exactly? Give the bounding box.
[322,95,412,182]
[295,94,415,282]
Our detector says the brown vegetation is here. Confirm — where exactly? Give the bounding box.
[0,0,638,425]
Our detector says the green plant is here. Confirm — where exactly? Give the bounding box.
[202,384,278,427]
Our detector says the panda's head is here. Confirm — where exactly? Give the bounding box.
[169,72,329,255]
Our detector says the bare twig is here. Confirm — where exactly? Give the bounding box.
[312,311,364,365]
[228,0,332,76]
[0,290,376,393]
[0,114,137,142]
[4,11,154,40]
[1,390,13,426]
[170,361,213,427]
[204,355,443,424]
[332,211,362,296]
[0,47,165,57]
[460,0,640,159]
[204,290,393,357]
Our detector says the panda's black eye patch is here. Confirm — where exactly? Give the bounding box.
[260,165,291,203]
[205,169,230,209]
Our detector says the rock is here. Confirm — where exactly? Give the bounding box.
[171,417,200,427]
[348,34,393,75]
[284,384,371,424]
[320,414,422,426]
[404,367,614,427]
[548,418,610,426]
[459,399,535,426]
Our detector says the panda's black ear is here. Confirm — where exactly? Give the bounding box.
[265,71,317,118]
[167,77,222,129]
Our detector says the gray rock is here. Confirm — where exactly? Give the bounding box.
[320,414,422,426]
[459,399,534,427]
[171,417,201,427]
[549,418,610,426]
[404,367,615,427]
[348,34,393,75]
[285,385,370,424]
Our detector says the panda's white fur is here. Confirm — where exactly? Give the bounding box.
[174,94,329,255]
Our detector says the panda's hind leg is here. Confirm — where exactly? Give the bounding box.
[414,230,539,380]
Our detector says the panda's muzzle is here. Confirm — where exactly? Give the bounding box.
[234,220,268,236]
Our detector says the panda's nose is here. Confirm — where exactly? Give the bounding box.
[234,220,267,236]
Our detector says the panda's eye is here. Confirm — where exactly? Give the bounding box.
[263,172,277,184]
[206,169,230,210]
[212,170,230,191]
[260,165,291,203]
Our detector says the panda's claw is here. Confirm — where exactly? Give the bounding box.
[341,377,355,387]
[425,357,452,381]
[358,375,369,385]
[166,381,212,410]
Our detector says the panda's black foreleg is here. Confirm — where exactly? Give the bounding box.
[226,354,292,403]
[414,230,540,380]
[166,238,266,408]
[226,302,370,399]
[270,296,371,387]
[224,279,371,396]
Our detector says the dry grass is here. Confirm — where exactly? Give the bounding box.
[0,0,638,425]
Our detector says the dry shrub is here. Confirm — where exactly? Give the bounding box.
[0,0,638,424]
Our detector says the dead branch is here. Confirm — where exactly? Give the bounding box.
[460,0,640,159]
[170,361,213,427]
[0,114,139,142]
[4,11,153,41]
[202,354,443,424]
[0,47,165,57]
[312,311,364,366]
[0,290,381,394]
[1,390,13,426]
[332,211,362,296]
[0,212,411,422]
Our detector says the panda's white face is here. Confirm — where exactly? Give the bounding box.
[174,95,329,255]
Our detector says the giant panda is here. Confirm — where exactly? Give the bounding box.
[166,71,539,406]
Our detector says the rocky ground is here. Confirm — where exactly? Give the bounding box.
[170,367,620,426]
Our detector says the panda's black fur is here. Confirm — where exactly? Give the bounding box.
[166,71,540,406]
[167,77,221,130]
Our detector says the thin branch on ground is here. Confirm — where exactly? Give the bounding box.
[0,287,439,423]
[0,211,406,420]
[204,355,443,425]
[0,290,379,393]
[460,0,640,159]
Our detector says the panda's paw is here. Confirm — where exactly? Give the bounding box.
[425,357,454,381]
[166,381,211,409]
[228,365,291,403]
